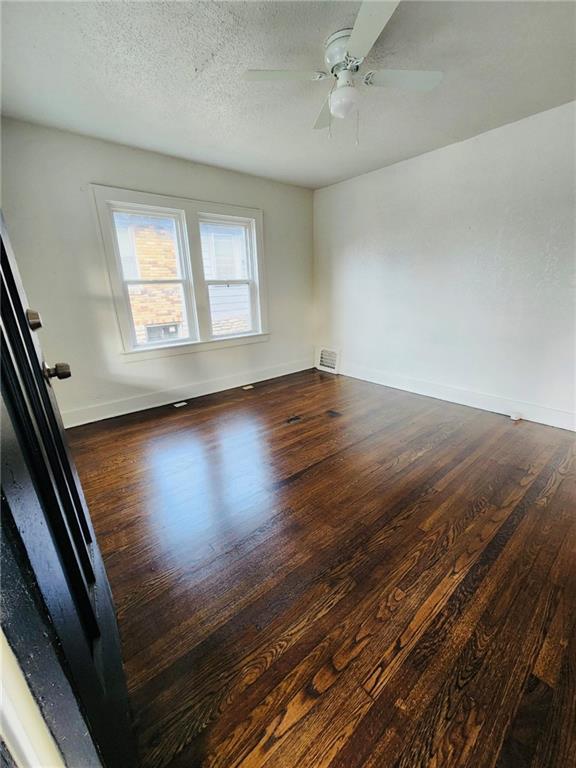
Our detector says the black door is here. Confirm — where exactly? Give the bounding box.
[1,216,138,767]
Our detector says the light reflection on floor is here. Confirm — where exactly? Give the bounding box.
[145,413,274,564]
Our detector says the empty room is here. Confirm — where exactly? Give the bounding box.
[1,1,575,767]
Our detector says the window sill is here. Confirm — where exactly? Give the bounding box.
[120,332,270,362]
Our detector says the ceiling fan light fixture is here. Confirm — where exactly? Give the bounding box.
[329,85,359,119]
[329,70,359,119]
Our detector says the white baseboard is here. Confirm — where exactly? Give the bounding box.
[62,357,314,428]
[340,362,575,432]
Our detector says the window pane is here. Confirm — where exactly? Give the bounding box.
[113,211,182,280]
[208,283,252,336]
[128,283,189,345]
[200,222,249,280]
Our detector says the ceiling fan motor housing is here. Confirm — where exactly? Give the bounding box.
[325,29,361,73]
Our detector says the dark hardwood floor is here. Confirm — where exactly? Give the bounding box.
[68,370,576,768]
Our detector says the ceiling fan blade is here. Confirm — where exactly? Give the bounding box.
[363,69,443,91]
[347,1,400,60]
[243,70,328,82]
[313,99,331,130]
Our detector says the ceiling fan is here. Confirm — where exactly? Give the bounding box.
[243,1,442,129]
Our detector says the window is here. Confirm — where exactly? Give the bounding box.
[199,219,257,337]
[93,186,266,354]
[112,210,193,346]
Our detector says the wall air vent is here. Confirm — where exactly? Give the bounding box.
[316,347,339,374]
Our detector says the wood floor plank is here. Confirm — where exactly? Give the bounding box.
[495,675,554,768]
[530,618,576,768]
[328,442,573,768]
[67,370,576,768]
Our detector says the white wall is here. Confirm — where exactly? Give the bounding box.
[1,119,314,426]
[314,102,576,431]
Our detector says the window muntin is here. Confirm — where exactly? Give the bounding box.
[95,187,266,353]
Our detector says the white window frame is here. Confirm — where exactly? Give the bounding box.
[92,185,268,358]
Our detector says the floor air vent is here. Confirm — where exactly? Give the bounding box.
[316,347,339,374]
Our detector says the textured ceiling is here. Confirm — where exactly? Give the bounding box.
[2,1,575,188]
